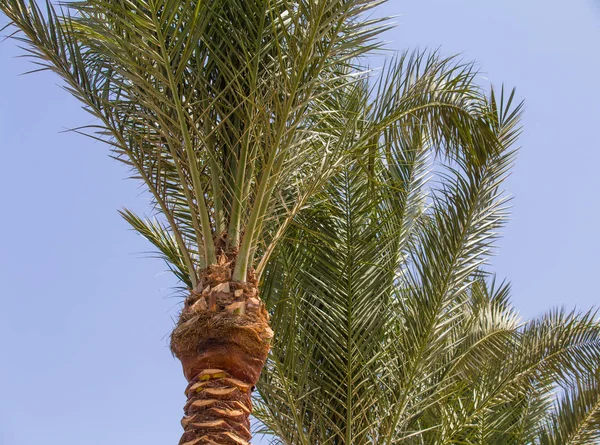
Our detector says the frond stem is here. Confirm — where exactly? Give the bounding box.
[152,4,216,265]
[206,119,225,235]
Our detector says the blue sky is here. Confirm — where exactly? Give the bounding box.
[1,1,599,444]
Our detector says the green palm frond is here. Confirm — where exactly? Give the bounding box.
[119,208,193,287]
[256,161,404,444]
[368,52,499,168]
[417,307,600,445]
[377,90,520,444]
[536,369,600,445]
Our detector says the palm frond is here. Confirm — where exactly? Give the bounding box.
[536,370,600,445]
[376,89,520,443]
[119,208,193,288]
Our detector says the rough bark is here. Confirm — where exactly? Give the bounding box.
[171,253,272,445]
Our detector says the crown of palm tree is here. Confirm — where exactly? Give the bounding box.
[1,0,498,288]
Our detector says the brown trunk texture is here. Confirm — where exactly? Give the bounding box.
[171,254,272,445]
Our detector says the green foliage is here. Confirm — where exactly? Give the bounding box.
[0,0,501,285]
[254,91,600,444]
[537,369,600,445]
[119,208,194,287]
[4,2,596,442]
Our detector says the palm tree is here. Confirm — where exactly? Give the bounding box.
[255,87,600,444]
[1,0,517,443]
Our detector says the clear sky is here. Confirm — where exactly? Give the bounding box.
[1,1,598,444]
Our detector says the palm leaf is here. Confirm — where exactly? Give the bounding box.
[536,369,600,445]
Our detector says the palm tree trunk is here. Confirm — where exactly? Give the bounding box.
[171,255,272,445]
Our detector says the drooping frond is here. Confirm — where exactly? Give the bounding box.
[414,306,600,445]
[256,158,413,444]
[376,88,520,444]
[368,52,501,168]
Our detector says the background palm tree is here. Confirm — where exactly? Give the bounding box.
[0,0,504,443]
[255,86,600,443]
